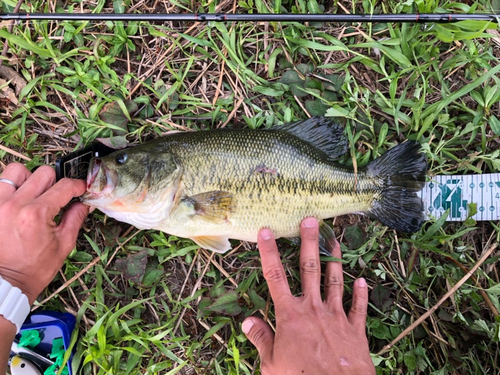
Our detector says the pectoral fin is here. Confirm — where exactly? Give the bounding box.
[182,191,234,224]
[192,236,231,253]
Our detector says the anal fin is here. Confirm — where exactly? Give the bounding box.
[192,236,231,253]
[319,220,337,257]
[291,220,338,257]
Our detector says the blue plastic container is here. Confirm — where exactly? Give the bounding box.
[18,311,76,375]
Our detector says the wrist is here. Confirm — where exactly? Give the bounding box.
[0,270,36,305]
[0,276,31,333]
[0,314,17,373]
[0,314,16,336]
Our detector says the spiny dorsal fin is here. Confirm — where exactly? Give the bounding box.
[182,190,234,224]
[191,236,231,253]
[274,117,348,160]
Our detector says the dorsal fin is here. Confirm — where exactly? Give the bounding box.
[274,117,348,160]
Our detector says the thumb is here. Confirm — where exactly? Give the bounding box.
[242,317,274,363]
[58,202,89,256]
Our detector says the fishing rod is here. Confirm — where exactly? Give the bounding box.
[0,12,498,23]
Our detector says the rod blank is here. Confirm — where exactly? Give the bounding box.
[0,12,498,23]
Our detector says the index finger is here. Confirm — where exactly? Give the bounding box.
[36,178,87,218]
[324,236,344,313]
[257,228,292,304]
[299,217,321,301]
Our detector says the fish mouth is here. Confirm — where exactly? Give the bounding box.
[81,158,117,201]
[87,157,102,190]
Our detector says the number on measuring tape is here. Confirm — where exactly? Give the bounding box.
[419,174,500,222]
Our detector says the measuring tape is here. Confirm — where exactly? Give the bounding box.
[419,174,500,221]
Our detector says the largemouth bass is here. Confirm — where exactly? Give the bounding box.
[81,117,427,253]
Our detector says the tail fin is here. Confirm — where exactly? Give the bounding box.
[366,141,427,233]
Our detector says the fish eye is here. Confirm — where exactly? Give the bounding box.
[115,152,128,165]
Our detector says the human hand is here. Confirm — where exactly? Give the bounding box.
[0,163,89,304]
[242,217,375,375]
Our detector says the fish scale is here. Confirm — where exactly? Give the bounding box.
[162,129,378,238]
[82,118,427,253]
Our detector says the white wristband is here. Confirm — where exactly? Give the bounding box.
[0,276,31,332]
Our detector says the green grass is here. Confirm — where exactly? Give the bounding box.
[1,0,500,373]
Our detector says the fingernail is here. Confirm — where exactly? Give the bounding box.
[89,207,96,213]
[242,319,254,334]
[357,278,367,287]
[260,228,272,240]
[303,217,317,228]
